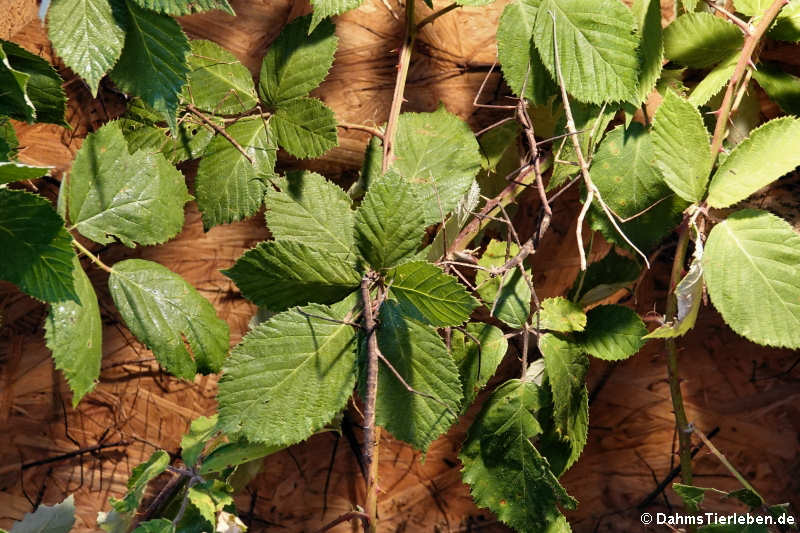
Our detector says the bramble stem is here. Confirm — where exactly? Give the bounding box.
[71,238,113,274]
[360,274,381,533]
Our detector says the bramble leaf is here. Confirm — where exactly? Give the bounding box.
[476,240,531,329]
[47,0,126,96]
[540,333,589,434]
[266,171,355,260]
[452,323,508,410]
[392,107,481,222]
[707,117,800,208]
[461,379,576,533]
[579,304,646,360]
[687,53,737,107]
[258,15,337,106]
[388,261,479,327]
[354,171,427,270]
[130,0,233,15]
[538,297,586,332]
[549,102,616,189]
[0,40,67,125]
[68,121,191,247]
[195,117,277,230]
[108,259,230,379]
[45,258,102,406]
[217,304,357,446]
[223,240,361,311]
[532,0,639,104]
[752,62,800,115]
[651,90,713,203]
[496,0,556,104]
[131,519,173,533]
[199,439,283,474]
[374,302,462,450]
[309,0,363,33]
[271,97,338,159]
[0,189,77,302]
[770,0,800,42]
[703,209,800,348]
[181,415,218,468]
[0,162,51,184]
[184,40,257,115]
[9,495,75,533]
[110,450,169,514]
[632,0,663,103]
[663,13,742,69]
[110,1,190,131]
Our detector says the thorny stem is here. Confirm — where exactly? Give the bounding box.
[71,238,113,274]
[360,273,381,533]
[382,0,417,172]
[709,0,788,157]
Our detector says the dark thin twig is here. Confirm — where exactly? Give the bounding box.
[377,353,457,418]
[314,511,370,533]
[185,103,254,164]
[19,441,130,471]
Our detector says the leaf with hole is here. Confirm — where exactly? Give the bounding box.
[217,304,357,446]
[703,209,800,348]
[68,121,191,247]
[108,259,230,379]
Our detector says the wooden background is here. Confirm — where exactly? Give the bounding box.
[0,0,798,531]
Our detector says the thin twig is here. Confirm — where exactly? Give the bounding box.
[185,103,254,164]
[338,122,385,140]
[71,239,113,274]
[360,273,381,533]
[314,511,371,533]
[417,2,458,29]
[377,352,457,418]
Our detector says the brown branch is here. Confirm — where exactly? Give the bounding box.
[338,122,385,140]
[314,511,370,533]
[185,103,254,164]
[360,273,381,533]
[16,441,129,472]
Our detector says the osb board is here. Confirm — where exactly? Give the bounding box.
[1,1,799,532]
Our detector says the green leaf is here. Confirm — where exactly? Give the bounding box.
[199,439,283,474]
[0,116,19,159]
[68,121,191,247]
[195,116,277,230]
[309,0,363,33]
[181,415,218,468]
[265,171,355,260]
[538,297,586,332]
[452,323,508,411]
[223,240,361,312]
[47,0,126,96]
[0,43,35,123]
[532,0,639,104]
[476,240,531,329]
[549,101,616,189]
[770,0,800,42]
[579,304,646,360]
[258,15,337,106]
[184,40,257,115]
[672,483,706,513]
[9,495,75,533]
[752,62,800,115]
[687,53,737,107]
[663,12,743,69]
[0,162,50,184]
[540,333,589,435]
[568,249,640,306]
[496,0,556,104]
[0,189,77,302]
[0,40,67,125]
[110,1,189,131]
[707,117,800,208]
[727,488,763,508]
[45,258,102,406]
[111,450,170,513]
[187,482,231,526]
[131,520,174,533]
[374,302,462,450]
[461,380,576,533]
[651,90,713,203]
[590,122,674,220]
[217,304,357,445]
[108,259,230,378]
[119,99,217,164]
[703,209,800,348]
[392,107,482,222]
[387,261,479,327]
[354,171,427,270]
[537,381,588,476]
[632,0,663,103]
[271,97,338,159]
[130,0,233,15]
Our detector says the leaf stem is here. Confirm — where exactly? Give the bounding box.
[185,103,254,165]
[71,238,113,274]
[360,273,381,533]
[417,2,458,29]
[709,0,788,157]
[382,0,417,172]
[338,122,385,140]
